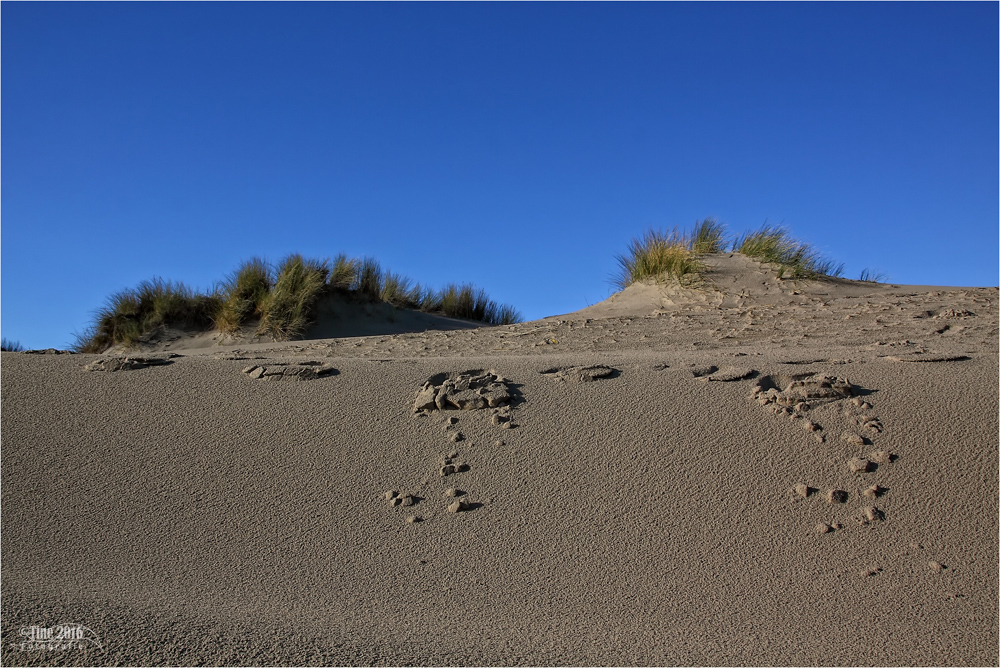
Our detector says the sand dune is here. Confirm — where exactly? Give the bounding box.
[2,255,997,666]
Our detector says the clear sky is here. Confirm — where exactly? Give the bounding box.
[2,2,997,349]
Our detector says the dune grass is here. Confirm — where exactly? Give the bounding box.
[858,268,887,283]
[216,258,272,334]
[256,255,330,340]
[72,253,522,352]
[690,218,728,255]
[73,280,221,353]
[329,254,358,290]
[731,225,844,279]
[616,220,845,290]
[614,228,705,290]
[1,338,25,352]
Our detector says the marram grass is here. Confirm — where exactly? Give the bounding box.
[73,253,522,352]
[1,338,25,352]
[732,225,843,279]
[616,219,845,290]
[256,255,329,341]
[614,228,705,290]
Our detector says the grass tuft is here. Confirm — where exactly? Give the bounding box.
[614,228,704,290]
[257,255,329,341]
[354,258,383,301]
[438,283,521,325]
[732,225,843,279]
[1,338,25,352]
[379,271,416,308]
[72,280,219,353]
[217,258,273,334]
[858,268,886,283]
[329,254,358,290]
[73,251,523,351]
[690,218,728,254]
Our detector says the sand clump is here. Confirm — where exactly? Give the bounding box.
[413,369,513,412]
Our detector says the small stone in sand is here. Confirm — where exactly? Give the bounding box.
[440,464,457,477]
[449,432,464,443]
[826,489,848,504]
[444,487,462,498]
[815,522,833,534]
[494,440,505,447]
[848,457,871,473]
[384,490,399,501]
[863,567,882,577]
[842,431,866,447]
[406,515,422,524]
[447,500,469,513]
[802,420,820,432]
[445,416,458,425]
[400,494,415,507]
[793,483,811,499]
[928,561,945,573]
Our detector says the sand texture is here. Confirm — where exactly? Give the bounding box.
[2,256,998,666]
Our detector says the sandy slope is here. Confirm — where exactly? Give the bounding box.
[2,256,997,666]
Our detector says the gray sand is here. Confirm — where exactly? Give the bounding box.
[3,257,997,666]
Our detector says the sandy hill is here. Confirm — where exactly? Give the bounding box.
[2,254,997,666]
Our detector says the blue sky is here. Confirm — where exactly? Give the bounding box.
[2,2,997,349]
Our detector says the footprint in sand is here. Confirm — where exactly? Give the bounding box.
[412,369,514,412]
[858,506,885,525]
[690,365,756,382]
[439,453,469,477]
[862,484,887,499]
[241,361,338,381]
[753,372,854,409]
[826,489,848,504]
[540,364,619,382]
[84,354,177,372]
[384,490,418,507]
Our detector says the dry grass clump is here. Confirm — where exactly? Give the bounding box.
[616,219,845,290]
[732,225,843,279]
[614,228,705,290]
[690,218,728,254]
[858,268,886,283]
[216,258,272,334]
[73,253,522,352]
[256,255,329,340]
[438,284,519,324]
[73,279,220,353]
[329,254,358,290]
[1,338,25,352]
